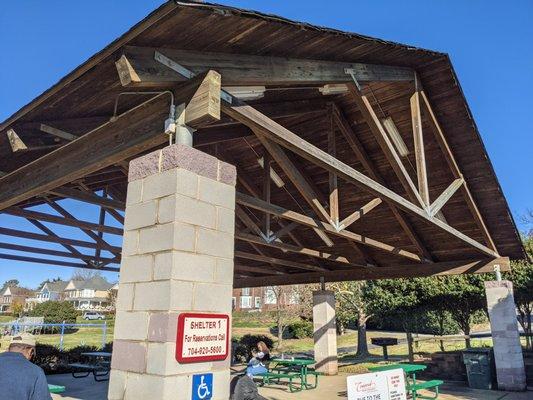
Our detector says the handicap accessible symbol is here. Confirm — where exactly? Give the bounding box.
[192,373,213,400]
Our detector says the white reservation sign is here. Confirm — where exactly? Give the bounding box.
[176,313,229,363]
[347,369,407,400]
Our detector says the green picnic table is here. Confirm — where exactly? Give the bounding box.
[369,363,426,384]
[48,384,66,394]
[269,358,319,391]
[368,364,443,400]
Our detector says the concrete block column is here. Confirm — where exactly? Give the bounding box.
[312,290,338,375]
[109,144,236,400]
[484,280,526,391]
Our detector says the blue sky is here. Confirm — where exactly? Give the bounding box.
[0,0,531,288]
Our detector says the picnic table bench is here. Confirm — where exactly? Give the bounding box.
[68,351,111,382]
[48,384,65,394]
[368,363,443,399]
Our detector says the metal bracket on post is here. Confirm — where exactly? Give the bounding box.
[494,264,502,281]
[320,276,326,291]
[172,103,195,147]
[345,68,362,90]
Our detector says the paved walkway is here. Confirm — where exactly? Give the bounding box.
[47,372,532,399]
[258,374,532,399]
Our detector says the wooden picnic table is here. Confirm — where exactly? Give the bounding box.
[270,358,318,390]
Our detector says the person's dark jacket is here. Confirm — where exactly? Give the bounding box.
[231,376,267,400]
[0,352,52,400]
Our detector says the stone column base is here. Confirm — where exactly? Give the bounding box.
[313,290,338,375]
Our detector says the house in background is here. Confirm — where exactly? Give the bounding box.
[64,276,114,311]
[0,286,33,313]
[232,286,301,312]
[24,280,69,311]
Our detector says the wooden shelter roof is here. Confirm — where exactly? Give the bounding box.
[0,1,524,286]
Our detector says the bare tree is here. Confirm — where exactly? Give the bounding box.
[267,285,300,348]
[331,281,372,358]
[71,269,102,281]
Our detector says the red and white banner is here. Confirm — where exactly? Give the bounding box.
[175,313,230,363]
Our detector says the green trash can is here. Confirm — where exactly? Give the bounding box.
[462,348,495,389]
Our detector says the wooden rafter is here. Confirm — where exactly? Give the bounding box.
[328,109,339,226]
[347,83,426,208]
[410,77,430,206]
[44,198,121,258]
[331,103,433,261]
[0,226,121,252]
[220,93,499,258]
[0,71,221,211]
[0,253,119,272]
[234,257,510,288]
[256,133,334,247]
[235,251,326,272]
[237,192,426,263]
[338,198,382,230]
[4,207,122,235]
[236,231,363,268]
[0,243,118,264]
[429,178,464,217]
[420,91,497,252]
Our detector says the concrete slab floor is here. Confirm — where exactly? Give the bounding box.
[47,373,532,400]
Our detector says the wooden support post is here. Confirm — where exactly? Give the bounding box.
[263,152,271,239]
[328,109,339,227]
[410,76,430,207]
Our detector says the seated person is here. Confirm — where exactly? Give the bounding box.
[246,341,271,377]
[0,333,52,400]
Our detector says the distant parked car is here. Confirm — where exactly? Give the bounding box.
[83,312,105,320]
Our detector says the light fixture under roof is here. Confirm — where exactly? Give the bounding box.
[224,86,265,101]
[319,84,348,95]
[382,117,409,157]
[257,157,285,188]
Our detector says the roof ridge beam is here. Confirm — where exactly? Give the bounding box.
[115,46,414,87]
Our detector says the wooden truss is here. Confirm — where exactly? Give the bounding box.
[0,48,506,284]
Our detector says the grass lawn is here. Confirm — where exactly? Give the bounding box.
[0,318,114,351]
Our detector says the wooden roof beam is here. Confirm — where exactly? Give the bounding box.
[347,82,426,209]
[420,90,497,252]
[116,46,414,88]
[220,93,499,258]
[0,253,119,272]
[236,231,362,269]
[0,226,121,252]
[234,257,509,288]
[0,71,219,211]
[0,242,119,265]
[331,103,433,261]
[4,206,123,235]
[235,251,326,273]
[237,192,425,263]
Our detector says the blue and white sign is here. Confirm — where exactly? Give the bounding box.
[192,373,213,400]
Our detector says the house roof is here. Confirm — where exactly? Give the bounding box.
[65,276,113,291]
[2,286,33,297]
[42,280,69,292]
